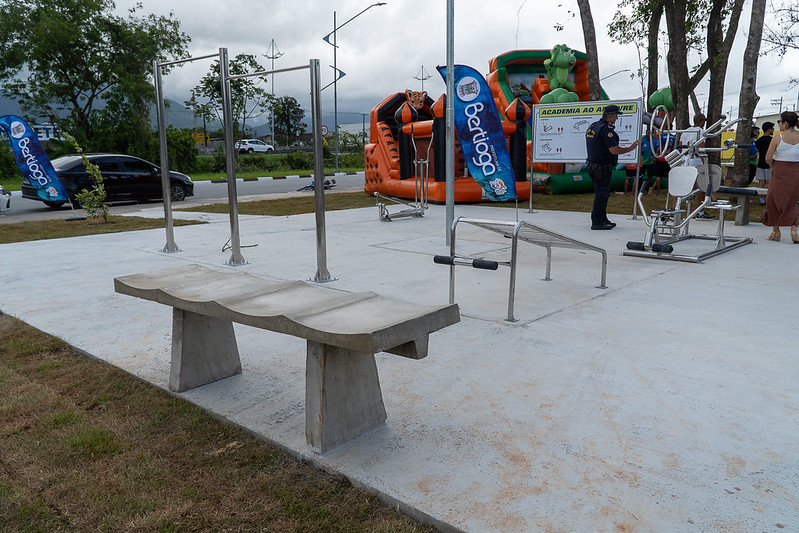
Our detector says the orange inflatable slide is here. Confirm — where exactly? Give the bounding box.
[363,48,608,203]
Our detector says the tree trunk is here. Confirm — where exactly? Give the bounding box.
[663,0,691,128]
[730,0,768,187]
[704,0,745,165]
[646,1,665,110]
[576,0,602,101]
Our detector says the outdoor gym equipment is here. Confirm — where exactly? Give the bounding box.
[624,114,753,262]
[154,51,331,281]
[374,120,431,221]
[434,216,607,322]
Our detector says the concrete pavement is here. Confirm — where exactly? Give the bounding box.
[1,198,796,532]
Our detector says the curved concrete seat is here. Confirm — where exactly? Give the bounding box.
[115,264,460,452]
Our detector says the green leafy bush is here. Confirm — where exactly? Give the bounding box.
[0,143,17,180]
[284,150,313,170]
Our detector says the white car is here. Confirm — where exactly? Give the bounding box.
[235,139,274,154]
[0,185,10,212]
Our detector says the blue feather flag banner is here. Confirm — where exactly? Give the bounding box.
[0,115,69,202]
[437,65,516,201]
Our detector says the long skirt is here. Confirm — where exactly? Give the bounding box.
[762,160,799,227]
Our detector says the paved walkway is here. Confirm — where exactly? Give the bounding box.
[1,200,796,532]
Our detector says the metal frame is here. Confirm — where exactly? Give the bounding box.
[374,124,430,221]
[624,114,753,263]
[153,52,218,253]
[155,53,331,279]
[441,216,608,322]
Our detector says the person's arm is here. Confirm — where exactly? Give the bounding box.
[766,134,781,167]
[609,139,641,155]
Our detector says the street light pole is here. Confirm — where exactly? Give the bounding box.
[323,2,386,172]
[333,10,338,172]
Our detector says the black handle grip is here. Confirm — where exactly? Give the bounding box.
[651,243,674,254]
[433,255,454,265]
[472,259,499,270]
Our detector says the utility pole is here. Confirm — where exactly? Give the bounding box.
[264,39,283,146]
[413,65,432,91]
[771,97,784,113]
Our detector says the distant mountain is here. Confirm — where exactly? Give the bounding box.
[1,94,362,136]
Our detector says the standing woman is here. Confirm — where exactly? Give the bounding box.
[764,111,799,242]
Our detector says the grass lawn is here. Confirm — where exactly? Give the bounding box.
[0,314,431,532]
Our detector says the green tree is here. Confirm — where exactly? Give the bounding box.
[160,127,199,174]
[273,96,307,146]
[186,54,272,143]
[0,0,190,152]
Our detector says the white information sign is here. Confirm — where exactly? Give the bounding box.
[531,99,642,163]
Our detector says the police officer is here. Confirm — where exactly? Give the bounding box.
[585,104,640,229]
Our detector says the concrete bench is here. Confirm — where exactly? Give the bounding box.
[114,264,460,453]
[715,186,767,225]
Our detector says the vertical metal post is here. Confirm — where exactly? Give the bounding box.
[153,60,179,252]
[310,59,333,282]
[220,47,246,265]
[445,0,455,245]
[333,11,339,173]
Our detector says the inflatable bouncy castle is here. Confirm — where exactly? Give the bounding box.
[363,47,610,202]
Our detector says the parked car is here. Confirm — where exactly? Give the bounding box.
[235,139,274,154]
[0,184,10,212]
[20,154,194,209]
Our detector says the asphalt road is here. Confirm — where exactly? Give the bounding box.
[0,173,365,224]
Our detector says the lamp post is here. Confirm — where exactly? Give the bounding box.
[323,2,386,172]
[600,68,631,81]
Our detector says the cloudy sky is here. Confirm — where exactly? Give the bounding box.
[116,0,798,126]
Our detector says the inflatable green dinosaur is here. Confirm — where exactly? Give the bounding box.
[544,44,577,91]
[648,87,674,111]
[540,87,579,104]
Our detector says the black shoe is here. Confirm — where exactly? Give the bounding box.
[698,212,716,220]
[591,223,614,230]
[604,221,617,228]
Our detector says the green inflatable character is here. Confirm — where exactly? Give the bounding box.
[544,44,577,91]
[540,87,579,104]
[648,87,674,112]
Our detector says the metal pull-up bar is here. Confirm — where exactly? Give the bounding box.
[154,51,331,281]
[153,52,218,253]
[221,55,331,281]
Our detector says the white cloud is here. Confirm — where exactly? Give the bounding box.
[119,0,798,124]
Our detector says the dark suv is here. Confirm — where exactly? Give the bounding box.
[21,154,194,208]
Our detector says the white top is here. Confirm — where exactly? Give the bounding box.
[774,138,799,162]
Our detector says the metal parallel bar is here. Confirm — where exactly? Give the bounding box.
[507,224,520,322]
[309,58,332,282]
[448,217,459,304]
[228,64,309,80]
[444,217,607,320]
[159,52,219,67]
[152,59,178,253]
[219,48,246,266]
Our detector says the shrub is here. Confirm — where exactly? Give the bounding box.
[284,150,313,170]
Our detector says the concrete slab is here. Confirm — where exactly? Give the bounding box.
[1,200,797,532]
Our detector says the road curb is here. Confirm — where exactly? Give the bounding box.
[206,171,364,184]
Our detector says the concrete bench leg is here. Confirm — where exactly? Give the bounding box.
[735,197,749,226]
[170,308,242,392]
[305,341,387,453]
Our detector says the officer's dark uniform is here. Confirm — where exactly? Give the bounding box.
[585,116,620,227]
